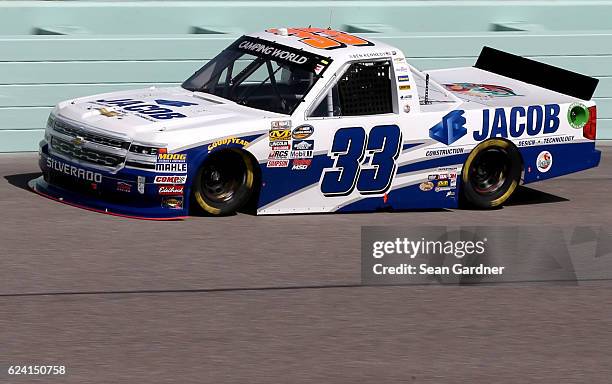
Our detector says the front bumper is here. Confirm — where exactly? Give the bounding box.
[31,141,189,220]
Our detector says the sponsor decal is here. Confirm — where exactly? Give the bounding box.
[137,176,146,194]
[158,185,184,196]
[291,150,314,159]
[268,150,290,160]
[394,57,406,63]
[208,137,249,151]
[271,120,291,129]
[400,94,413,100]
[269,129,291,141]
[161,197,184,209]
[238,40,309,64]
[267,159,290,168]
[314,64,325,75]
[95,98,196,120]
[452,83,518,98]
[404,105,411,113]
[397,75,410,82]
[536,151,553,173]
[272,143,290,150]
[429,110,467,145]
[444,83,518,99]
[446,191,456,198]
[292,124,314,140]
[419,181,434,192]
[425,147,465,157]
[155,163,187,173]
[157,153,187,162]
[154,175,187,185]
[428,174,439,181]
[116,181,131,193]
[292,140,314,150]
[474,104,560,141]
[156,153,187,173]
[266,27,373,50]
[567,102,589,129]
[292,158,312,170]
[154,99,198,107]
[517,136,575,147]
[269,140,289,148]
[291,140,314,158]
[437,180,449,188]
[399,85,411,91]
[46,157,102,183]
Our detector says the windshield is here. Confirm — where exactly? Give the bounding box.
[182,36,332,115]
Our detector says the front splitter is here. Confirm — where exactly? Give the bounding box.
[29,177,188,221]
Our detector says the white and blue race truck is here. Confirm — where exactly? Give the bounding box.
[31,27,601,219]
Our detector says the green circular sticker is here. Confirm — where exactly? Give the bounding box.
[567,103,589,129]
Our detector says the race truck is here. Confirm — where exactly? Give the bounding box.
[31,27,601,219]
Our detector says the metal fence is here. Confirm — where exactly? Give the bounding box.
[2,0,612,151]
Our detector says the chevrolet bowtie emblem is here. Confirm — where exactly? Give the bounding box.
[98,107,119,117]
[72,136,85,146]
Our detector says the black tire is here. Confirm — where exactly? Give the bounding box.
[461,139,522,209]
[192,149,257,216]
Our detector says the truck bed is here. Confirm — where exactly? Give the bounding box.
[427,66,581,110]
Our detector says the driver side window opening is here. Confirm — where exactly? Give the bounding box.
[310,60,394,117]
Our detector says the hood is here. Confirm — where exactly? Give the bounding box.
[54,87,282,142]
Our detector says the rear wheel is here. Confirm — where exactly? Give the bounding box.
[192,149,257,216]
[461,139,522,209]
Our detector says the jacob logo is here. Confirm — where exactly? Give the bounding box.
[429,110,467,145]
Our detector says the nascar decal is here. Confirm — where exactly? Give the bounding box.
[95,98,197,120]
[292,124,314,140]
[156,153,187,173]
[266,27,373,50]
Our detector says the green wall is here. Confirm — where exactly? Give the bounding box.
[2,0,612,152]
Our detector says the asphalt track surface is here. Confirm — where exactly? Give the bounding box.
[2,148,612,383]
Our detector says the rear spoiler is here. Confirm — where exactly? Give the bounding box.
[474,46,598,100]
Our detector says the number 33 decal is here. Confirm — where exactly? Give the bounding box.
[321,125,402,196]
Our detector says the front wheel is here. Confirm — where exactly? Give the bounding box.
[192,149,257,216]
[461,139,522,209]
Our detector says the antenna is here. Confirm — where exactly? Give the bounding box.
[328,10,333,29]
[425,73,430,105]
